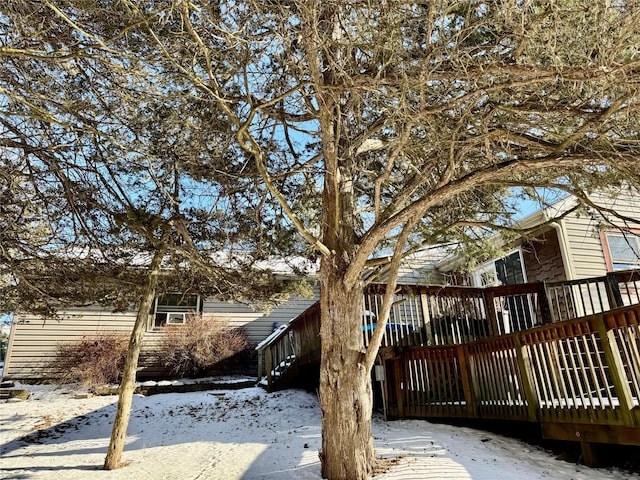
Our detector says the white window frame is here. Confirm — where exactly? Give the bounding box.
[153,293,201,328]
[472,249,532,334]
[165,312,187,325]
[472,261,498,287]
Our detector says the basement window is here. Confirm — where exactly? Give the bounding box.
[153,293,201,328]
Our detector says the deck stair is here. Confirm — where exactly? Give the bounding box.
[257,302,320,392]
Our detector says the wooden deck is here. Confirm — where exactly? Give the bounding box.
[256,270,640,464]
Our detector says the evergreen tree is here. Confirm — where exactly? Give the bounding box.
[2,2,640,478]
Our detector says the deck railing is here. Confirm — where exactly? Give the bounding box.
[256,302,320,388]
[612,269,640,307]
[256,269,640,462]
[544,270,640,322]
[363,282,550,347]
[384,303,640,432]
[363,270,640,348]
[259,269,640,391]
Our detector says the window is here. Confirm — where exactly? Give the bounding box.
[474,264,498,287]
[603,232,640,271]
[495,251,526,285]
[472,250,532,332]
[472,250,526,287]
[153,293,201,328]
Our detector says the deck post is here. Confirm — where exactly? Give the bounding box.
[459,344,478,418]
[514,333,539,422]
[595,314,635,426]
[539,282,554,324]
[393,357,405,418]
[420,293,433,346]
[265,345,273,391]
[605,272,625,309]
[580,440,599,467]
[483,290,500,337]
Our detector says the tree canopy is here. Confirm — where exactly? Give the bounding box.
[2,1,640,478]
[0,1,311,316]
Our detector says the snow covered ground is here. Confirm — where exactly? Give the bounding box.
[1,382,638,480]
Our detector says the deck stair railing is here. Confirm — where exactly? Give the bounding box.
[256,302,320,390]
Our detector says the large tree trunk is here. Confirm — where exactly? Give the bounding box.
[103,243,166,470]
[319,259,376,480]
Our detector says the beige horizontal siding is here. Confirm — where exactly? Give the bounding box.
[562,214,607,279]
[395,265,433,285]
[368,252,444,286]
[202,291,319,344]
[3,309,137,381]
[4,290,319,381]
[562,189,640,279]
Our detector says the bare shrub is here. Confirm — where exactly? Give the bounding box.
[159,315,248,377]
[50,332,128,389]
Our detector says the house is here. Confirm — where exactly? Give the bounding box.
[2,257,320,382]
[5,188,638,382]
[438,187,640,287]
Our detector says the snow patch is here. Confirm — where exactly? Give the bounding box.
[0,385,637,479]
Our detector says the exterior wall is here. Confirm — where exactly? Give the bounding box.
[521,227,567,283]
[201,291,319,345]
[561,212,608,279]
[394,265,443,286]
[436,188,639,283]
[562,189,639,279]
[3,289,319,382]
[370,251,447,286]
[3,307,137,381]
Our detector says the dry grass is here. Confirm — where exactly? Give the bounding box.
[158,315,248,377]
[372,456,403,476]
[49,332,128,389]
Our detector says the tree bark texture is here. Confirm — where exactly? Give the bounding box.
[319,259,376,480]
[103,243,166,470]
